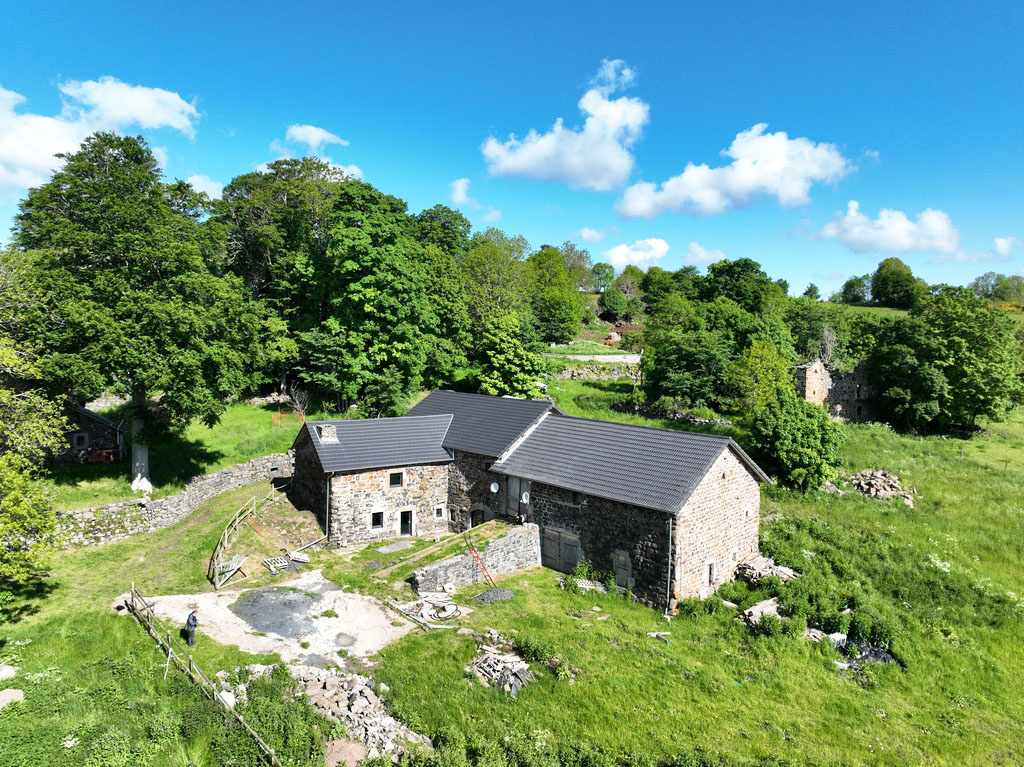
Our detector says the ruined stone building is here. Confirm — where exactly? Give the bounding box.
[794,359,876,422]
[290,390,770,607]
[51,405,125,465]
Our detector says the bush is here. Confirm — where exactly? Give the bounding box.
[619,331,643,352]
[847,612,874,644]
[869,615,901,650]
[756,614,783,637]
[782,614,807,639]
[818,611,851,635]
[677,596,725,618]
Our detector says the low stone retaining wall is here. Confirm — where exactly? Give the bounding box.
[555,362,640,382]
[410,523,541,592]
[58,452,294,546]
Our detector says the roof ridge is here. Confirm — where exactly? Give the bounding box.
[551,413,734,441]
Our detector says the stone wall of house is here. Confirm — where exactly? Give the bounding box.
[57,453,294,546]
[447,450,503,530]
[794,360,832,407]
[826,361,875,422]
[288,429,328,525]
[673,449,761,601]
[52,410,123,466]
[410,523,541,592]
[528,482,673,608]
[327,463,450,545]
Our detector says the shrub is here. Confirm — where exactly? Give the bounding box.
[756,614,783,638]
[847,612,874,644]
[818,611,851,635]
[782,614,807,639]
[870,615,901,650]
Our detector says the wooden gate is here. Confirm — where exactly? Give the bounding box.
[541,527,581,573]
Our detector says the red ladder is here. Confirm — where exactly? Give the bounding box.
[463,532,496,589]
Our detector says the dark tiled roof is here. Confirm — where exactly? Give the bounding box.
[72,405,122,431]
[300,415,453,473]
[490,415,770,514]
[404,390,558,457]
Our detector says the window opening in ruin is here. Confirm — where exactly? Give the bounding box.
[400,510,413,536]
[706,561,717,587]
[856,405,863,416]
[389,472,403,488]
[72,432,89,450]
[371,512,383,530]
[434,506,444,518]
[571,491,581,505]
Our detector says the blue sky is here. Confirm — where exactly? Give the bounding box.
[1,1,1021,294]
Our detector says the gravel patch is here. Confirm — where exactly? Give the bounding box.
[376,541,414,554]
[474,588,515,604]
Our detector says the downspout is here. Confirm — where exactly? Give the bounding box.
[664,514,674,618]
[325,471,335,543]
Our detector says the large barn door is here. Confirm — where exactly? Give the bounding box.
[541,527,581,573]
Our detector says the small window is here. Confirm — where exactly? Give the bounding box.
[72,433,89,450]
[435,506,444,519]
[571,491,581,505]
[371,512,384,530]
[856,405,863,417]
[449,508,456,521]
[389,472,403,488]
[706,561,717,587]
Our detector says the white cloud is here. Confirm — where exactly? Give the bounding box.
[186,173,223,198]
[684,242,725,265]
[578,227,606,242]
[933,236,1019,264]
[480,207,502,223]
[151,145,169,170]
[285,123,347,157]
[0,78,200,198]
[481,59,649,191]
[603,238,669,270]
[820,200,960,254]
[617,123,850,218]
[449,177,480,208]
[334,164,363,180]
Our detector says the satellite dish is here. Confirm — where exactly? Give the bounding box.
[489,482,499,494]
[520,491,530,505]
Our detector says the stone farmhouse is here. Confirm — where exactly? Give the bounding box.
[51,405,125,466]
[794,359,875,422]
[290,390,770,607]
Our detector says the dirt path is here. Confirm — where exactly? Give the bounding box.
[139,570,413,666]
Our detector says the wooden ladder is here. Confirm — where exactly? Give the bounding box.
[463,532,496,589]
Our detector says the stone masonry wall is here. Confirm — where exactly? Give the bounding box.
[52,409,122,466]
[58,452,294,546]
[529,482,672,608]
[327,463,450,545]
[674,449,760,601]
[410,523,541,592]
[447,450,502,530]
[826,361,875,422]
[289,429,328,525]
[794,360,831,407]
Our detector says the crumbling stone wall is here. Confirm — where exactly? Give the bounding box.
[52,409,123,466]
[327,463,450,545]
[794,360,832,406]
[410,523,541,592]
[826,361,875,422]
[528,483,672,608]
[58,452,294,546]
[674,449,760,601]
[447,450,502,530]
[555,363,640,382]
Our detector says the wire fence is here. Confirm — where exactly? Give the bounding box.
[126,583,282,766]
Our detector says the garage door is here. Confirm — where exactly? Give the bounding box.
[541,527,581,573]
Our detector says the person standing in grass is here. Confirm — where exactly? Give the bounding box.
[185,610,199,647]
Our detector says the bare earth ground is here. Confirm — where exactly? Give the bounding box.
[125,569,414,666]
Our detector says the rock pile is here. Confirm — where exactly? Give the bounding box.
[741,597,782,627]
[844,470,917,507]
[736,554,800,585]
[474,588,515,604]
[214,664,429,759]
[466,630,535,696]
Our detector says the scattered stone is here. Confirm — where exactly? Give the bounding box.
[466,631,535,696]
[62,735,79,749]
[0,665,18,681]
[473,588,515,605]
[590,606,602,612]
[803,628,827,643]
[0,689,25,711]
[843,469,917,507]
[721,600,739,610]
[741,597,781,627]
[219,690,237,709]
[822,481,845,496]
[736,555,800,585]
[457,627,475,635]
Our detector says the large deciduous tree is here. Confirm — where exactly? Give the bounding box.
[13,133,290,492]
[527,246,582,343]
[871,257,919,308]
[477,314,545,398]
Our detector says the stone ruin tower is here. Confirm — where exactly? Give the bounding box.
[793,359,875,422]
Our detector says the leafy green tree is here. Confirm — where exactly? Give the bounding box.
[558,241,594,292]
[672,265,704,301]
[640,267,676,307]
[838,275,870,304]
[614,264,645,300]
[969,271,1024,304]
[13,133,291,492]
[591,262,615,293]
[725,340,794,415]
[477,314,545,398]
[624,297,646,322]
[915,287,1023,425]
[867,318,948,430]
[417,244,470,387]
[527,247,582,343]
[463,234,530,341]
[871,257,918,307]
[598,286,627,320]
[642,323,732,409]
[802,283,821,300]
[702,258,782,315]
[750,387,844,491]
[784,299,853,364]
[413,204,472,261]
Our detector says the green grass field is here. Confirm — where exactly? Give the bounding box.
[545,341,631,355]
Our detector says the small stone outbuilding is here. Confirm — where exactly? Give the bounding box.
[51,405,125,466]
[794,359,875,422]
[290,390,771,607]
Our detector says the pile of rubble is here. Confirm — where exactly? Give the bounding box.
[394,591,461,624]
[466,629,535,696]
[735,554,800,585]
[214,664,429,758]
[832,469,917,507]
[740,597,781,628]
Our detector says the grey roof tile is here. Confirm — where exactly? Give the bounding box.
[301,414,453,473]
[490,414,770,513]
[404,390,558,457]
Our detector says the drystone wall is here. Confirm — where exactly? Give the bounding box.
[58,452,294,546]
[447,450,501,530]
[410,523,541,592]
[555,362,641,382]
